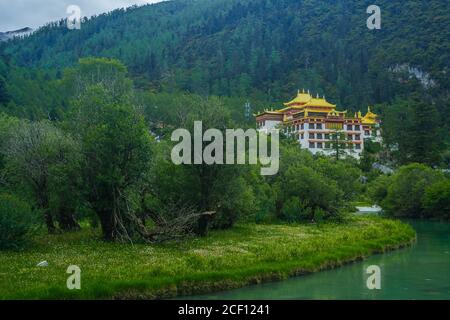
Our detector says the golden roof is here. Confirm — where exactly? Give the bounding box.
[284,90,312,106]
[256,91,343,118]
[303,97,336,108]
[362,106,378,125]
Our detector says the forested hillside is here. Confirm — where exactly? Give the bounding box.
[2,0,449,108]
[0,0,449,165]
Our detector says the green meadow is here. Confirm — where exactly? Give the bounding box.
[0,216,415,300]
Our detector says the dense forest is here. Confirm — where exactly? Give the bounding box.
[1,0,449,150]
[0,0,449,249]
[1,0,449,105]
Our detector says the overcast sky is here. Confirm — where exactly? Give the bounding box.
[0,0,164,31]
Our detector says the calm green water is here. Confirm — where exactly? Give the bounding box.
[187,220,450,300]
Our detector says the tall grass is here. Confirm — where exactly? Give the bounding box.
[0,216,415,299]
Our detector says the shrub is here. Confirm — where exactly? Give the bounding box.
[313,207,327,223]
[280,197,315,223]
[276,163,343,222]
[0,194,36,250]
[210,176,257,230]
[422,179,450,219]
[314,157,363,201]
[384,163,444,217]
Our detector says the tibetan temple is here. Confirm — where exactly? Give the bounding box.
[255,90,381,158]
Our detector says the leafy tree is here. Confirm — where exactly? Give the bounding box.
[422,179,450,219]
[168,96,257,230]
[47,144,83,231]
[68,85,153,241]
[314,157,362,201]
[274,143,344,222]
[2,120,80,233]
[61,57,133,101]
[276,163,343,222]
[383,163,444,217]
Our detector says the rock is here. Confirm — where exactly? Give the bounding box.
[36,261,48,267]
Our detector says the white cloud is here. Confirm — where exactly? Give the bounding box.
[0,0,163,31]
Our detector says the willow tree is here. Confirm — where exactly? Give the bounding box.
[2,120,80,233]
[67,84,153,241]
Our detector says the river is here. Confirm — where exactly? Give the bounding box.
[186,220,450,300]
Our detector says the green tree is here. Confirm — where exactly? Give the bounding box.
[68,85,153,241]
[1,120,79,233]
[422,179,450,219]
[384,163,444,217]
[61,57,133,101]
[383,98,443,166]
[274,142,344,222]
[314,157,362,201]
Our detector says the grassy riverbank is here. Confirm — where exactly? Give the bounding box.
[0,216,415,300]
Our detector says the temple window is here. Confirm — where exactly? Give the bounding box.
[317,142,323,149]
[317,123,323,129]
[347,125,353,131]
[310,133,315,139]
[317,133,323,139]
[309,142,315,148]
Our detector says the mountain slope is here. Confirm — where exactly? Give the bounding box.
[0,28,33,42]
[1,0,449,110]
